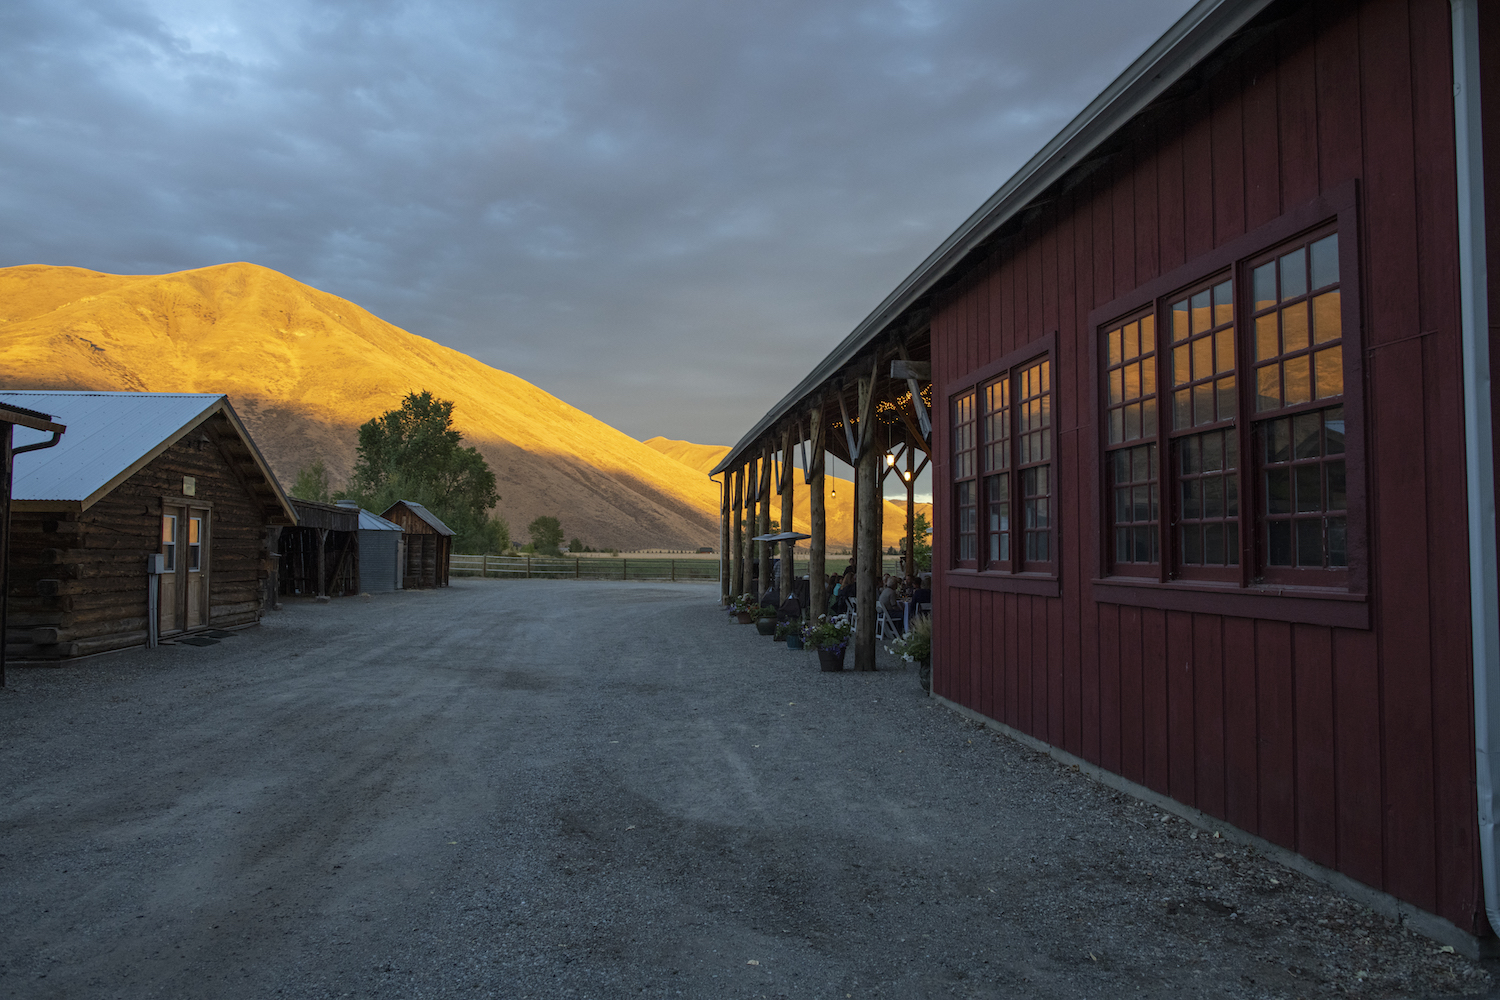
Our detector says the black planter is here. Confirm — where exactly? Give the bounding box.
[755,618,777,636]
[817,647,846,672]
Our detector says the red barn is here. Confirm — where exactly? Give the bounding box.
[715,0,1500,955]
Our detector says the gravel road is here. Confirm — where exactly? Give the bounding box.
[0,580,1492,999]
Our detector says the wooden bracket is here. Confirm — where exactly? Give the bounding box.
[896,342,933,443]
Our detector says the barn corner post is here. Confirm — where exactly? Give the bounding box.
[808,406,827,618]
[778,425,795,604]
[854,368,880,671]
[730,467,744,601]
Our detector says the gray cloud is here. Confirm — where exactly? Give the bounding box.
[1,0,1193,444]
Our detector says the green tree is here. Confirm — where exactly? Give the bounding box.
[290,459,332,503]
[341,391,510,553]
[528,516,564,556]
[912,512,933,572]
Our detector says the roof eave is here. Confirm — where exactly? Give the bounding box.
[710,0,1275,477]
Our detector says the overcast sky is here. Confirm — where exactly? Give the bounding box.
[2,0,1195,454]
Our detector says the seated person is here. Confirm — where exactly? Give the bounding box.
[877,577,898,613]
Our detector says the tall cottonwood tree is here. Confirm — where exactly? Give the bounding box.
[342,391,509,553]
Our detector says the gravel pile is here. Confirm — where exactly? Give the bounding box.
[0,580,1491,999]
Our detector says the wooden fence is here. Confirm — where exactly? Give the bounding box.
[450,554,720,582]
[451,555,911,583]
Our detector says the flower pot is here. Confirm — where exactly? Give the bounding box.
[755,617,777,636]
[786,634,804,650]
[918,657,931,693]
[817,647,845,672]
[736,612,754,624]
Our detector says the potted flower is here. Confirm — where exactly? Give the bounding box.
[732,594,756,624]
[887,615,932,692]
[753,605,778,635]
[803,614,852,672]
[778,621,805,649]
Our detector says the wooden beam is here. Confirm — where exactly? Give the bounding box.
[731,467,744,600]
[853,371,881,671]
[719,474,731,605]
[779,425,794,604]
[807,403,827,617]
[757,442,773,598]
[744,455,758,596]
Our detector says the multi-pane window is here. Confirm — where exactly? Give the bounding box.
[1100,225,1349,585]
[1250,233,1344,573]
[951,353,1053,573]
[1017,359,1052,563]
[982,379,1011,566]
[1104,315,1158,570]
[953,393,978,565]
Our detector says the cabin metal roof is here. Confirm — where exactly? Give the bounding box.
[383,500,456,536]
[711,0,1275,476]
[1,391,297,523]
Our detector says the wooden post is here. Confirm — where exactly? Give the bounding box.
[744,456,758,597]
[316,528,328,598]
[808,407,827,617]
[779,426,794,606]
[854,373,880,671]
[526,555,531,579]
[757,442,772,599]
[622,558,628,580]
[731,466,745,600]
[576,557,581,578]
[905,440,916,578]
[719,474,731,604]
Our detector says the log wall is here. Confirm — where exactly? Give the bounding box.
[6,412,274,658]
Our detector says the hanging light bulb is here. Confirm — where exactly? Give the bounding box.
[903,470,911,482]
[885,452,896,467]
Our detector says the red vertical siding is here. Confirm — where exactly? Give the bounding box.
[926,0,1480,932]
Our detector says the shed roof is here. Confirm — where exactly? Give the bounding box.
[382,500,456,536]
[2,391,296,524]
[711,0,1275,475]
[288,497,360,532]
[357,508,403,532]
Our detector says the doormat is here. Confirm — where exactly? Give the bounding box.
[202,630,239,638]
[176,636,220,647]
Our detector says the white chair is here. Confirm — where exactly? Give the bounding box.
[875,604,899,640]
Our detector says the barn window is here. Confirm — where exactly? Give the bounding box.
[952,391,978,567]
[1099,225,1350,586]
[952,352,1053,574]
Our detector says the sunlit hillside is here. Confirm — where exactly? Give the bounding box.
[0,263,721,550]
[643,436,933,552]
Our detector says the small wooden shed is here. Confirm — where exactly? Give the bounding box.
[380,500,454,589]
[3,391,295,659]
[278,498,360,598]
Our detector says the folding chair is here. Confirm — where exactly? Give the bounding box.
[875,604,899,641]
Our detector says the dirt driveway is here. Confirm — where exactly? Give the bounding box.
[0,580,1491,999]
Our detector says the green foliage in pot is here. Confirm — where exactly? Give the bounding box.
[802,614,853,655]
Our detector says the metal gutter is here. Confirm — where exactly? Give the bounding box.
[1451,0,1500,933]
[711,0,1276,476]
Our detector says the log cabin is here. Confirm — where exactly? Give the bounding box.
[712,0,1500,954]
[3,391,295,659]
[278,498,360,599]
[380,500,453,589]
[0,399,66,683]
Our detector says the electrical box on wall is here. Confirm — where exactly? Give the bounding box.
[147,554,165,575]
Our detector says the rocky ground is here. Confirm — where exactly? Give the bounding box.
[0,579,1491,998]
